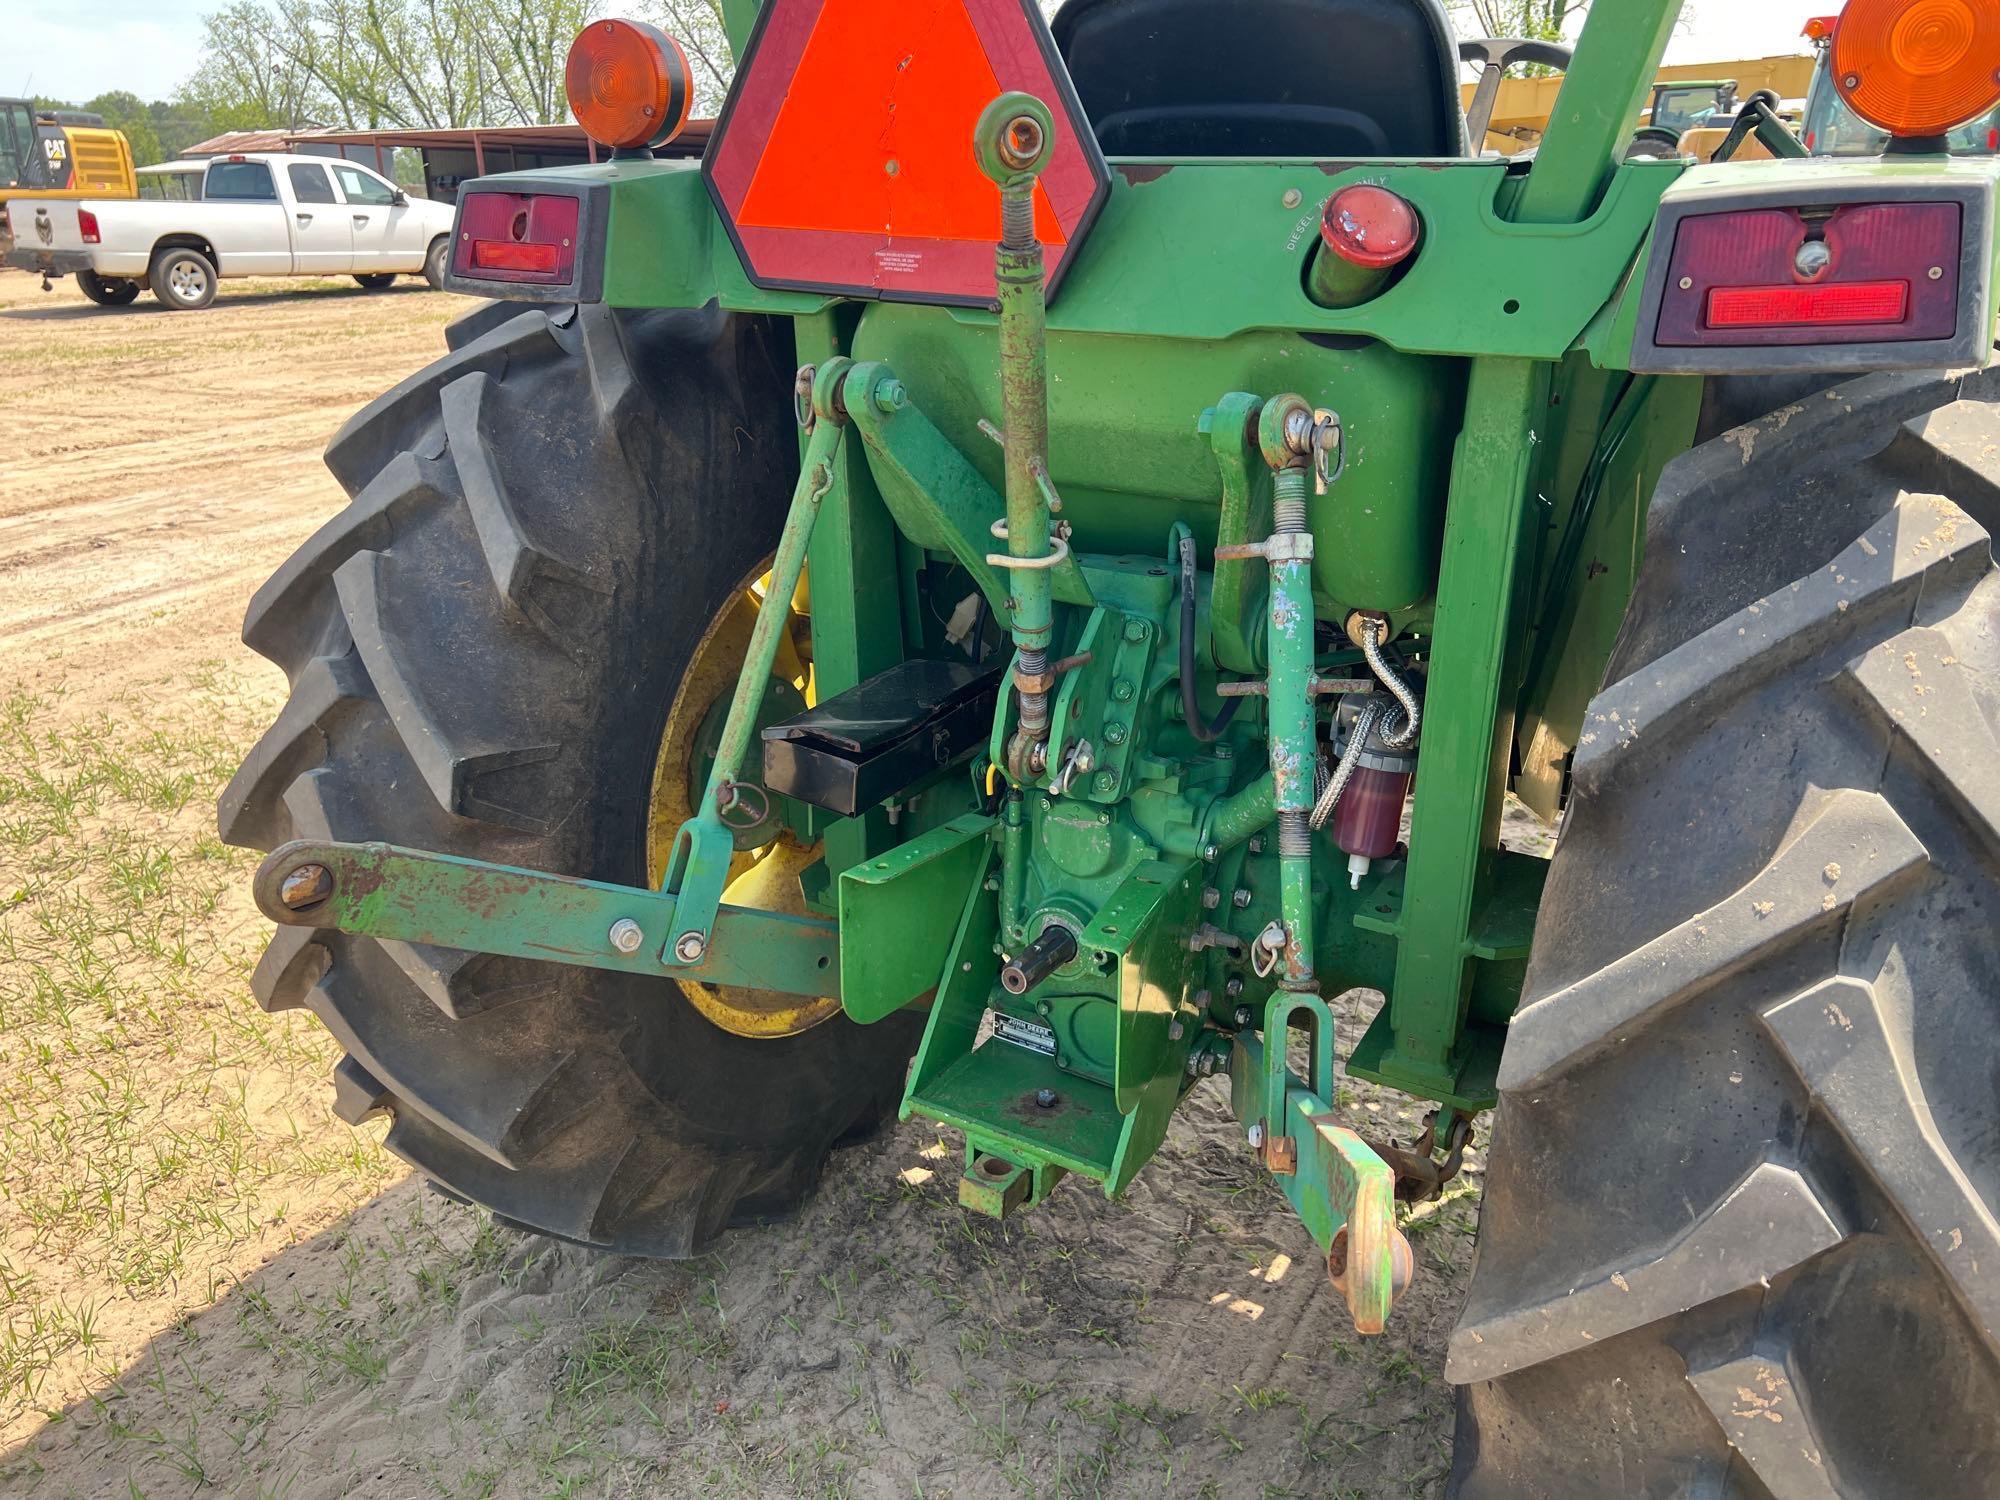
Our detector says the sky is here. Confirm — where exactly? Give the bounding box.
[12,0,1832,108]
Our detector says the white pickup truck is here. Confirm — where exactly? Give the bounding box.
[2,152,457,309]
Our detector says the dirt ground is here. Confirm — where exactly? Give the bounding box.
[0,268,1485,1497]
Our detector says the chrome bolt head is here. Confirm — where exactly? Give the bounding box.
[1232,888,1253,909]
[674,932,707,963]
[609,919,645,955]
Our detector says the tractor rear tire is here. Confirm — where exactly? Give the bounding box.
[1450,367,2000,1496]
[218,302,921,1255]
[77,269,139,307]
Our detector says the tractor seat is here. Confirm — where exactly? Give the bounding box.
[1051,0,1468,159]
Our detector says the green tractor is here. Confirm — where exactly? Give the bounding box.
[220,0,2000,1488]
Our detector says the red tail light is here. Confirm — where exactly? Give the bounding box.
[77,208,100,244]
[1656,201,1961,347]
[1708,281,1909,328]
[451,191,581,286]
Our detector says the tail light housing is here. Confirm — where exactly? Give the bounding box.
[1832,0,2000,138]
[451,191,581,286]
[77,207,101,244]
[1657,201,1961,347]
[1631,179,1992,375]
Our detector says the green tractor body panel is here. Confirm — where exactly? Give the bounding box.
[305,0,2000,1326]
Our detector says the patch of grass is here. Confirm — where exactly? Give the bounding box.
[0,674,395,1435]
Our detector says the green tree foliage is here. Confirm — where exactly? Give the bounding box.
[80,91,165,166]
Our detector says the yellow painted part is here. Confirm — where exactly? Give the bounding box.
[0,126,137,204]
[1678,125,1779,163]
[1460,53,1814,155]
[646,572,836,1038]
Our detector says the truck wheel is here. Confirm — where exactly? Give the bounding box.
[353,272,398,289]
[76,269,139,307]
[422,235,450,290]
[217,302,920,1253]
[1450,368,2000,1495]
[150,247,217,310]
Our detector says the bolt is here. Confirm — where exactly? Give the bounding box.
[1232,888,1253,909]
[1248,835,1264,855]
[1215,742,1233,761]
[873,378,908,413]
[1201,843,1219,863]
[1929,265,1945,281]
[1202,887,1222,910]
[1234,1004,1252,1028]
[1167,1018,1185,1041]
[674,932,707,963]
[1843,73,1860,90]
[1282,188,1303,209]
[1247,1122,1266,1149]
[1226,977,1245,999]
[1034,1087,1059,1109]
[1124,620,1149,643]
[1103,721,1126,745]
[608,918,645,955]
[1112,679,1135,702]
[1074,747,1095,773]
[1094,771,1118,794]
[278,863,332,911]
[1679,275,1694,290]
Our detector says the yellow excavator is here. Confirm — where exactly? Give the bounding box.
[0,101,136,255]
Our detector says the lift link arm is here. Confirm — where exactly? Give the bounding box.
[659,364,851,967]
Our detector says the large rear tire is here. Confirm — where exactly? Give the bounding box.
[219,303,920,1254]
[1450,367,2000,1495]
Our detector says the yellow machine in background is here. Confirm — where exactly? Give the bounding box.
[1462,52,1815,155]
[0,101,136,253]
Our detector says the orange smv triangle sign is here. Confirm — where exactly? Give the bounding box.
[736,0,1062,246]
[706,0,1109,305]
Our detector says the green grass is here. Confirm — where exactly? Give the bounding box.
[0,672,396,1434]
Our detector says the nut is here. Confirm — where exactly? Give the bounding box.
[609,919,645,955]
[1202,887,1221,910]
[1231,888,1253,909]
[673,932,707,963]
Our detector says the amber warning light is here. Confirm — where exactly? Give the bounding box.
[1832,0,2000,138]
[565,19,694,152]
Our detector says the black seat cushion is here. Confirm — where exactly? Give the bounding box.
[1051,0,1467,159]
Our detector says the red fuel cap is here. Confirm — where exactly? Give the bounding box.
[1320,184,1421,269]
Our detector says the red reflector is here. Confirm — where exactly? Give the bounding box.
[77,208,100,244]
[471,240,559,273]
[1708,280,1908,329]
[450,191,581,286]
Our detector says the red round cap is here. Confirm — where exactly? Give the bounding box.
[1320,185,1421,270]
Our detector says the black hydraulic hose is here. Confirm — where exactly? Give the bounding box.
[1178,532,1241,744]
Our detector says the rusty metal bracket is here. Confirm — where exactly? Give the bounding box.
[1229,991,1415,1335]
[253,839,842,1000]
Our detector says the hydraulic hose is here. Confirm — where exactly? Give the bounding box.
[1311,697,1385,830]
[1178,530,1241,744]
[1359,619,1420,750]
